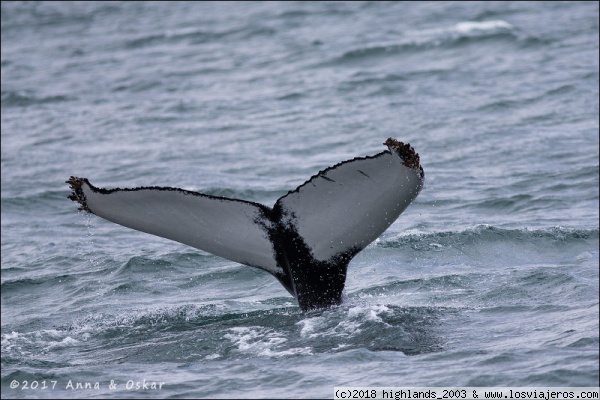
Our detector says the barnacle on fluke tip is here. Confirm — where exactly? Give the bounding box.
[67,176,91,212]
[384,137,422,173]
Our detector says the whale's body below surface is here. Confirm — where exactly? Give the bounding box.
[67,138,424,310]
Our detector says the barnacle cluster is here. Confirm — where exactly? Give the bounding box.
[384,138,421,170]
[66,176,91,212]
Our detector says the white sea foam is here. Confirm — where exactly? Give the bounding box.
[453,20,513,34]
[224,327,312,357]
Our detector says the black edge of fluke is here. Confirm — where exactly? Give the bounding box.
[67,176,91,212]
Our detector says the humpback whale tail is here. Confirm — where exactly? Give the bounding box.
[67,138,424,310]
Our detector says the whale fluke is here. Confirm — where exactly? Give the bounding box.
[67,138,424,310]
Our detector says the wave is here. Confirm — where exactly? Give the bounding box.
[1,304,447,365]
[123,24,275,50]
[0,1,107,30]
[2,225,595,365]
[327,20,543,66]
[2,189,80,217]
[475,84,579,114]
[362,225,598,312]
[379,225,599,251]
[1,273,77,295]
[0,90,73,107]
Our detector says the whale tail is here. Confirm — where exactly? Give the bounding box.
[67,138,424,310]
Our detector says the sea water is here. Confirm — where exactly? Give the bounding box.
[1,1,598,398]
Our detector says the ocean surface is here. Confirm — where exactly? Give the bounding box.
[1,1,598,398]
